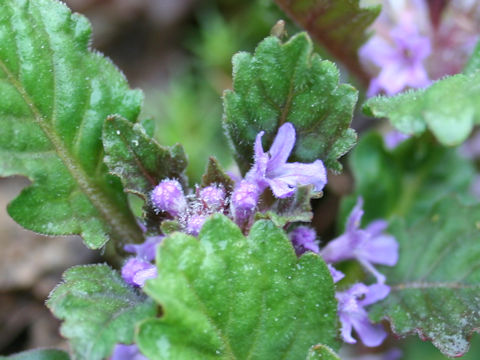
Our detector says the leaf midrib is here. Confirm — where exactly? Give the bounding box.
[0,56,141,246]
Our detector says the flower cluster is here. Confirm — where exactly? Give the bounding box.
[231,122,327,227]
[360,0,480,97]
[288,198,398,347]
[121,122,327,287]
[120,123,397,350]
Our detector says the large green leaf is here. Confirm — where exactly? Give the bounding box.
[137,214,338,359]
[363,72,480,146]
[306,344,340,360]
[103,115,187,200]
[223,33,357,173]
[0,0,143,248]
[274,0,380,84]
[0,349,69,360]
[340,132,474,227]
[370,198,480,358]
[47,264,156,360]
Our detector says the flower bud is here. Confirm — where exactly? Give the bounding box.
[231,180,260,226]
[151,179,187,217]
[199,185,226,210]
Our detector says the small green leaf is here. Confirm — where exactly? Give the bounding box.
[223,32,357,173]
[370,198,480,358]
[47,264,156,360]
[340,132,474,226]
[256,185,314,227]
[306,344,341,360]
[274,0,380,84]
[463,39,480,75]
[103,115,187,199]
[137,214,338,359]
[201,157,235,195]
[363,72,480,146]
[0,0,143,248]
[0,349,70,360]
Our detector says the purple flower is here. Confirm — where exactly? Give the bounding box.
[199,185,226,210]
[151,179,187,217]
[246,123,327,198]
[289,226,320,256]
[321,198,398,284]
[328,264,345,284]
[336,283,390,347]
[384,130,410,150]
[121,258,157,287]
[360,23,431,96]
[111,344,147,360]
[186,214,207,236]
[124,236,162,262]
[231,180,261,226]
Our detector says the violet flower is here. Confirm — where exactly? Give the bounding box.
[124,235,162,262]
[111,344,147,360]
[289,226,320,256]
[151,179,187,217]
[336,283,390,347]
[360,23,431,96]
[231,180,262,226]
[199,185,226,210]
[186,214,207,236]
[245,122,327,199]
[383,130,410,150]
[121,258,157,287]
[321,198,398,284]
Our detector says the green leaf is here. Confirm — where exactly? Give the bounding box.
[201,157,235,195]
[306,344,340,360]
[0,0,143,248]
[369,198,480,357]
[103,115,187,199]
[256,185,314,227]
[463,39,480,75]
[363,72,480,146]
[137,214,338,359]
[47,264,156,360]
[273,0,380,84]
[0,349,70,360]
[223,32,357,173]
[340,132,474,226]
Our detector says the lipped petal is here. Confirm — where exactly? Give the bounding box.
[360,283,391,307]
[352,315,388,347]
[359,233,399,266]
[269,160,327,193]
[346,197,364,234]
[267,122,296,170]
[339,314,356,344]
[321,233,356,263]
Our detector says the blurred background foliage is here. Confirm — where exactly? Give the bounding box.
[1,0,480,358]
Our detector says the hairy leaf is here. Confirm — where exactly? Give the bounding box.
[340,132,474,227]
[201,157,235,195]
[223,33,357,173]
[370,198,480,357]
[306,344,340,360]
[363,72,480,146]
[47,264,156,360]
[0,0,143,248]
[0,350,69,360]
[103,115,187,200]
[274,0,380,84]
[137,214,338,359]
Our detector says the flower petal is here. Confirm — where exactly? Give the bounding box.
[267,122,296,170]
[269,160,327,194]
[360,283,390,307]
[359,234,399,266]
[352,315,388,347]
